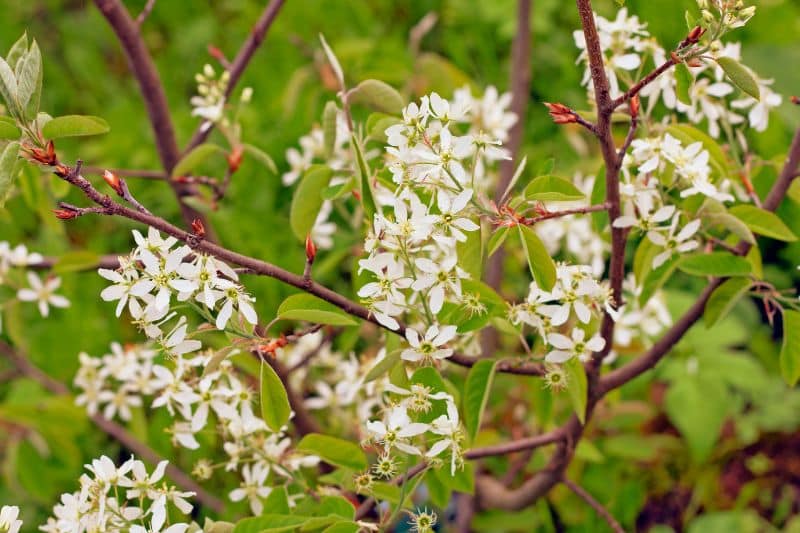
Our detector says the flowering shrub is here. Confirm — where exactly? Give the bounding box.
[2,0,800,531]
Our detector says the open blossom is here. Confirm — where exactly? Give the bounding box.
[229,463,272,515]
[366,405,429,455]
[647,215,701,268]
[426,399,463,475]
[546,327,606,363]
[401,324,457,363]
[17,272,69,317]
[411,256,467,314]
[0,506,22,533]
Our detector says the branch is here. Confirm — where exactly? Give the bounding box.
[0,340,224,513]
[610,56,677,111]
[518,203,609,226]
[562,477,625,533]
[135,0,157,28]
[182,0,287,154]
[464,428,564,459]
[93,0,208,229]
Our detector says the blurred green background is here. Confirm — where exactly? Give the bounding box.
[2,0,800,530]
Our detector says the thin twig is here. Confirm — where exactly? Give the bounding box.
[610,57,677,111]
[519,203,610,226]
[82,166,166,179]
[0,340,224,513]
[562,477,625,533]
[135,0,157,28]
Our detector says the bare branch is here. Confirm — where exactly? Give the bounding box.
[562,477,625,533]
[135,0,157,28]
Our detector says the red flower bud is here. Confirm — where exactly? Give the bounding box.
[544,102,578,125]
[687,25,706,43]
[103,170,124,195]
[305,233,317,264]
[191,218,206,238]
[53,208,78,220]
[791,96,800,106]
[227,145,244,173]
[630,95,640,118]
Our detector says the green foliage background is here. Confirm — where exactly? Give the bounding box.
[1,0,800,531]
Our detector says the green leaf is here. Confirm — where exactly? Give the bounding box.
[704,278,752,329]
[780,310,800,386]
[590,166,608,231]
[456,224,483,281]
[640,256,680,305]
[322,522,359,533]
[664,377,729,462]
[728,204,797,242]
[0,116,21,140]
[290,165,333,241]
[463,359,496,443]
[171,143,224,178]
[296,434,367,471]
[518,225,557,291]
[0,141,20,207]
[633,237,659,285]
[277,293,358,326]
[441,279,506,333]
[242,143,277,174]
[6,33,28,70]
[41,115,110,139]
[261,487,291,514]
[52,251,101,274]
[524,175,585,202]
[675,62,692,106]
[365,112,402,143]
[260,362,291,431]
[715,56,760,100]
[564,358,588,424]
[697,199,755,244]
[322,101,339,158]
[15,40,41,120]
[351,135,377,221]
[0,57,20,117]
[364,349,401,383]
[349,79,404,115]
[233,515,311,533]
[678,252,751,277]
[487,226,509,257]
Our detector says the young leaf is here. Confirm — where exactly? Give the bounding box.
[729,204,797,242]
[590,166,608,231]
[232,514,311,533]
[715,56,760,100]
[16,40,41,120]
[349,79,404,115]
[639,256,680,305]
[0,57,20,117]
[277,293,358,326]
[290,165,333,241]
[296,433,367,470]
[351,134,377,221]
[0,141,20,207]
[41,115,110,139]
[697,199,755,244]
[364,349,401,382]
[677,252,751,277]
[319,34,344,89]
[664,377,729,462]
[564,358,588,425]
[487,226,509,258]
[456,224,483,281]
[171,143,225,178]
[0,116,20,140]
[322,101,339,157]
[498,156,527,205]
[260,362,291,431]
[675,62,692,106]
[242,143,277,174]
[780,310,800,386]
[703,277,751,328]
[524,175,585,202]
[365,112,402,143]
[6,33,28,70]
[463,359,497,442]
[518,225,557,290]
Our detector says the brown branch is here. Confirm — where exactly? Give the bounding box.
[464,428,564,459]
[135,0,157,28]
[92,0,208,229]
[0,340,224,513]
[484,0,533,358]
[562,477,625,533]
[182,0,287,155]
[518,203,609,226]
[610,57,678,111]
[82,166,166,179]
[29,255,122,271]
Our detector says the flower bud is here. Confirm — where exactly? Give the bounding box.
[103,170,124,196]
[544,102,577,125]
[305,234,317,264]
[241,87,253,104]
[630,95,640,119]
[191,218,206,238]
[227,146,244,173]
[791,95,800,106]
[53,208,78,220]
[687,25,706,42]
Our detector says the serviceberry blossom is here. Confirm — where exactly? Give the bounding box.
[401,324,457,364]
[0,506,22,533]
[16,272,69,317]
[647,214,702,268]
[546,327,606,364]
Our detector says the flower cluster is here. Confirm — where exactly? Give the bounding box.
[73,342,319,514]
[0,242,69,324]
[191,63,230,126]
[98,228,258,345]
[39,455,194,533]
[365,380,464,477]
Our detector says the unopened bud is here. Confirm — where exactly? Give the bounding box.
[54,164,70,177]
[53,208,78,220]
[630,95,640,118]
[791,96,800,106]
[687,25,706,42]
[191,218,206,238]
[207,45,225,62]
[103,170,124,196]
[24,140,58,166]
[227,145,244,173]
[352,189,362,201]
[686,57,703,68]
[241,87,253,104]
[544,102,577,125]
[305,234,317,264]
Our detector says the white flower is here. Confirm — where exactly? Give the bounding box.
[366,406,429,455]
[647,215,701,268]
[401,325,457,363]
[412,256,467,314]
[119,459,168,501]
[434,189,479,244]
[546,328,606,363]
[130,496,189,533]
[229,463,272,515]
[426,400,462,475]
[99,264,154,317]
[0,505,22,533]
[214,280,258,331]
[17,272,70,317]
